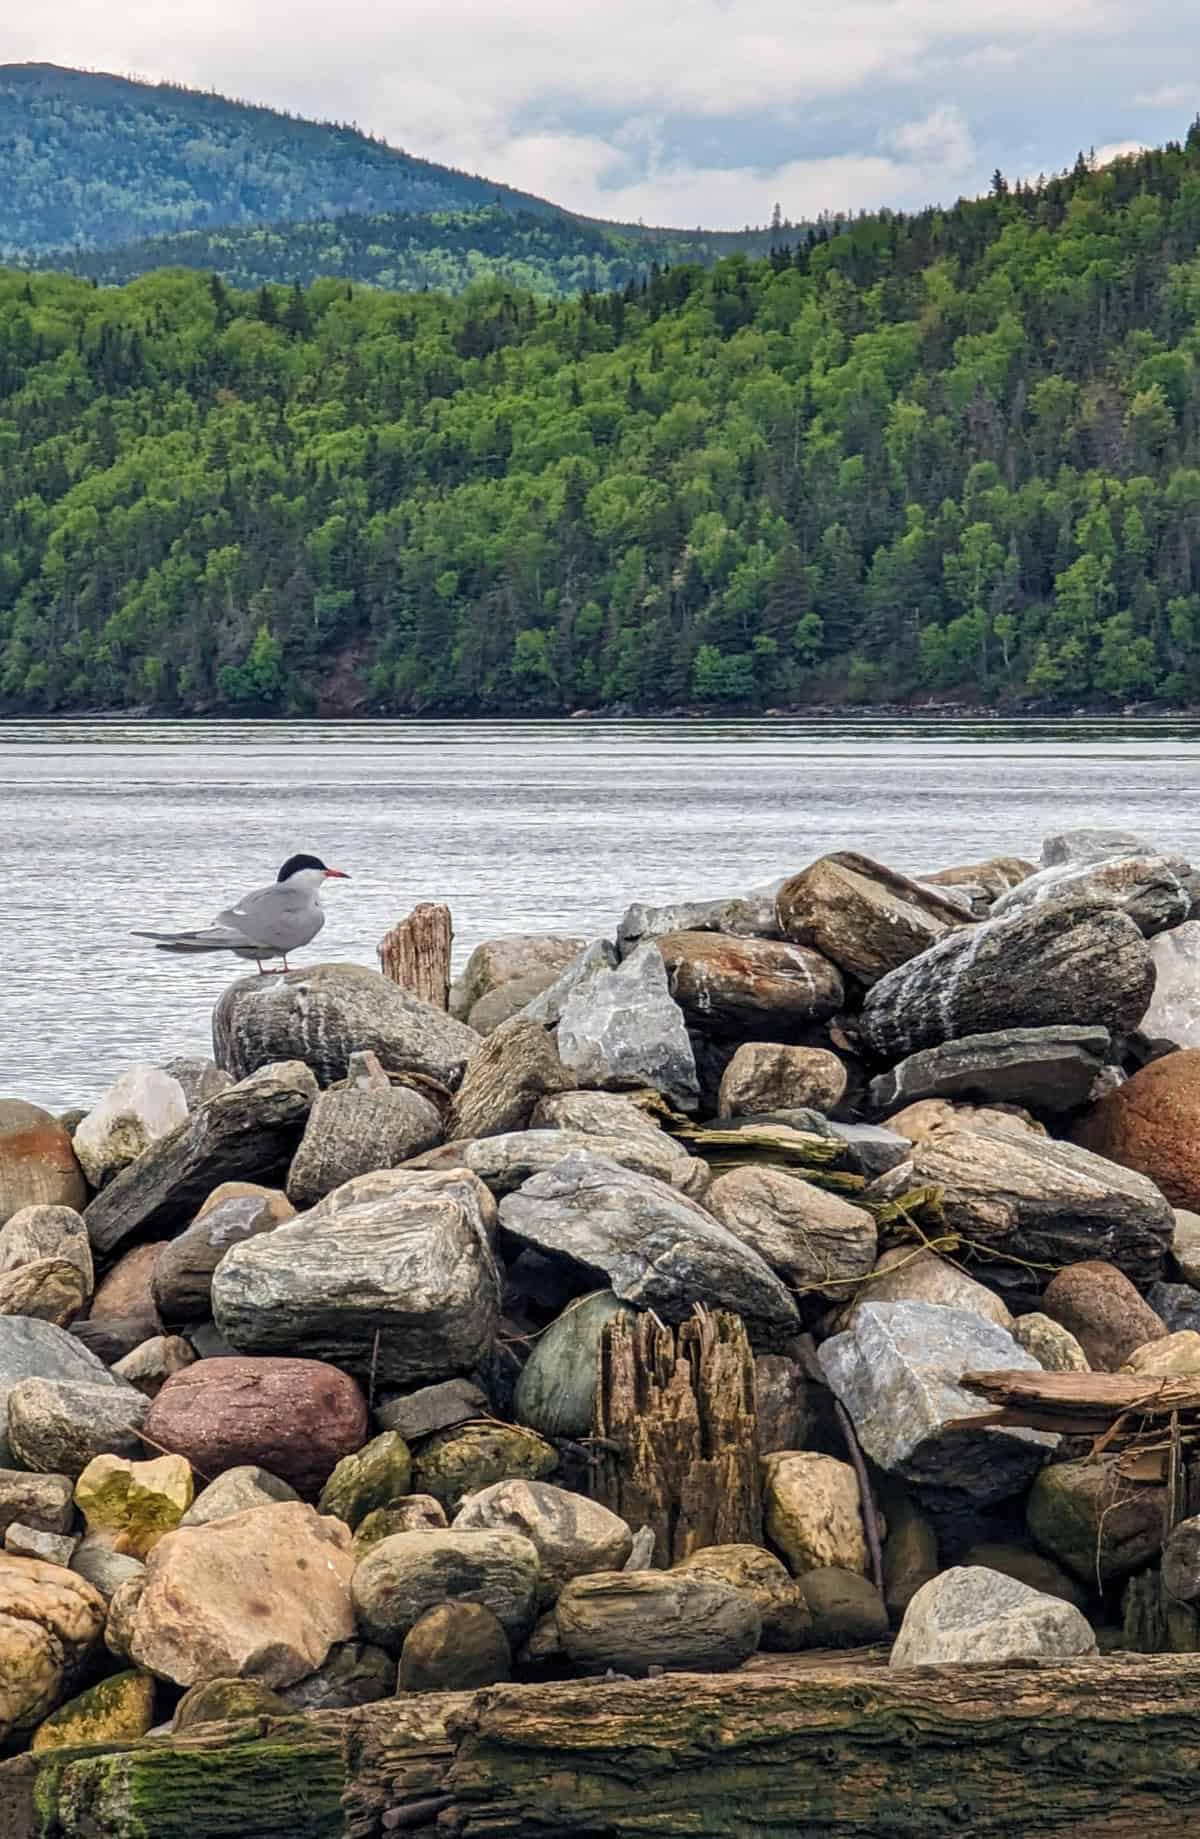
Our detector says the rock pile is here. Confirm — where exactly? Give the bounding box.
[3,824,1200,1750]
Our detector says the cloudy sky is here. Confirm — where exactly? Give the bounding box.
[7,1,1197,227]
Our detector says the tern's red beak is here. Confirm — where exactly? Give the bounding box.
[324,868,351,879]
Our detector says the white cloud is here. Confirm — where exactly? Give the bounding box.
[1133,83,1196,107]
[1094,138,1149,164]
[1,0,1188,224]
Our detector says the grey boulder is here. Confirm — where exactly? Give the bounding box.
[352,1528,540,1652]
[991,854,1189,938]
[499,1153,801,1341]
[286,1085,443,1209]
[7,1375,148,1477]
[0,1317,125,1466]
[890,1565,1096,1666]
[1139,922,1200,1048]
[818,1302,1054,1502]
[83,1061,318,1256]
[212,1167,500,1387]
[213,961,478,1087]
[454,1480,633,1602]
[616,890,784,954]
[152,1192,292,1325]
[555,1569,761,1674]
[704,1166,876,1298]
[181,1465,300,1528]
[555,942,699,1112]
[868,1027,1110,1116]
[405,1128,707,1199]
[859,899,1155,1062]
[868,1123,1175,1290]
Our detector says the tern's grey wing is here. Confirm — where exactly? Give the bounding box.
[215,882,324,954]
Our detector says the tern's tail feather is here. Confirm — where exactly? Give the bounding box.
[132,928,247,954]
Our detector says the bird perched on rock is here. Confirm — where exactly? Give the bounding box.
[133,853,350,974]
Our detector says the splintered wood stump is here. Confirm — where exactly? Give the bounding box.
[377,903,453,1010]
[590,1308,761,1563]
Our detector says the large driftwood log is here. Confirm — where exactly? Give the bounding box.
[378,904,453,1010]
[12,1660,1200,1838]
[590,1308,762,1563]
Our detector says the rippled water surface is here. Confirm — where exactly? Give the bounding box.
[6,716,1200,1107]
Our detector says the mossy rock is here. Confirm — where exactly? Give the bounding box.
[31,1669,156,1752]
[317,1431,411,1529]
[173,1676,290,1732]
[75,1453,194,1558]
[513,1291,634,1439]
[412,1422,556,1511]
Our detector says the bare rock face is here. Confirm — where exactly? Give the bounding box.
[1074,1050,1200,1213]
[0,1205,93,1295]
[152,1188,294,1325]
[890,1566,1096,1667]
[449,935,587,1025]
[1139,923,1200,1048]
[776,851,967,984]
[450,1020,572,1140]
[842,1247,1011,1333]
[0,1101,86,1228]
[454,1480,633,1603]
[656,931,844,1041]
[7,1376,149,1478]
[556,942,700,1112]
[83,1061,318,1257]
[130,1501,355,1688]
[499,1154,801,1342]
[717,1043,848,1119]
[705,1166,876,1298]
[818,1303,1054,1503]
[72,1066,189,1190]
[352,1528,541,1653]
[211,1168,500,1389]
[1041,1261,1167,1370]
[673,1544,812,1650]
[868,1124,1174,1292]
[406,1128,707,1200]
[868,1027,1110,1117]
[0,1552,106,1743]
[859,899,1156,1062]
[398,1600,512,1692]
[213,962,479,1087]
[762,1453,868,1576]
[555,1569,761,1674]
[991,853,1189,938]
[145,1357,368,1495]
[285,1085,443,1209]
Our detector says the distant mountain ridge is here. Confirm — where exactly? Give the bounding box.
[0,63,787,292]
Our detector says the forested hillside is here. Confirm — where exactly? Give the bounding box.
[37,205,779,301]
[5,135,1200,715]
[0,63,554,259]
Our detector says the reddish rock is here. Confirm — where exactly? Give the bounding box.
[0,1102,86,1228]
[656,932,843,1038]
[89,1244,166,1328]
[143,1357,367,1495]
[1042,1261,1167,1371]
[1074,1051,1200,1211]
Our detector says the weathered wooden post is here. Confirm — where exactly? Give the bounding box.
[377,903,453,1010]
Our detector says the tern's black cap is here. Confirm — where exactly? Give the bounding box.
[277,854,329,882]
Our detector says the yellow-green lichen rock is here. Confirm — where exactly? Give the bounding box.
[317,1431,411,1529]
[75,1453,194,1557]
[31,1668,156,1751]
[412,1423,556,1511]
[173,1675,289,1731]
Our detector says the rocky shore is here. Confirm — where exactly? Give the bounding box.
[5,826,1200,1830]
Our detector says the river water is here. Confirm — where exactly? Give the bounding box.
[5,716,1200,1108]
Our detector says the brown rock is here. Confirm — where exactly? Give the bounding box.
[674,1544,811,1650]
[112,1334,197,1398]
[0,1551,106,1741]
[1075,1050,1200,1211]
[776,851,967,984]
[885,1099,1044,1144]
[923,857,1036,914]
[555,1568,761,1674]
[143,1357,368,1494]
[961,1542,1088,1610]
[1042,1261,1167,1371]
[398,1600,512,1692]
[881,1493,939,1622]
[173,1676,289,1730]
[754,1354,815,1457]
[844,1246,1012,1332]
[717,1043,848,1119]
[799,1567,890,1646]
[0,1101,87,1227]
[90,1242,166,1330]
[656,932,844,1038]
[1122,1330,1200,1375]
[705,1166,876,1298]
[1027,1456,1165,1586]
[130,1501,354,1687]
[0,1258,88,1327]
[450,1019,571,1140]
[762,1452,868,1576]
[0,1204,93,1291]
[1010,1313,1090,1372]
